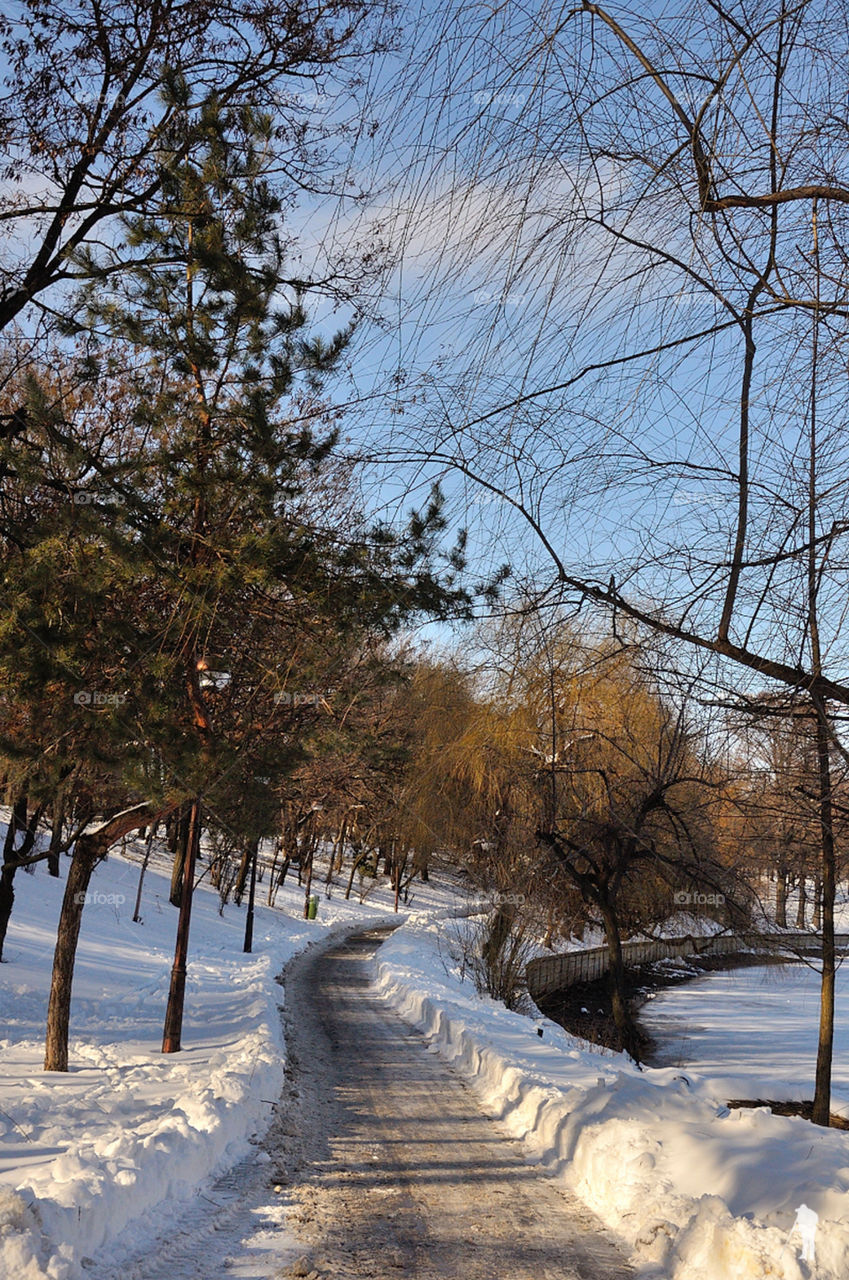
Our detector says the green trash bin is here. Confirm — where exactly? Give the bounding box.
[307,894,318,920]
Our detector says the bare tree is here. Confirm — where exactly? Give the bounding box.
[387,0,849,1123]
[0,0,392,339]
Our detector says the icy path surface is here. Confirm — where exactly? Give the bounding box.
[90,929,633,1280]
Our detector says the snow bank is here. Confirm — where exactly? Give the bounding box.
[374,917,849,1280]
[5,954,289,1279]
[0,857,301,1280]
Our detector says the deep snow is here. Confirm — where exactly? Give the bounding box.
[641,962,849,1117]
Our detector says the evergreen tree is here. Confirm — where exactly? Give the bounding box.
[0,95,479,1067]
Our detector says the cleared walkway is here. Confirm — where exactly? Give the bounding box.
[279,928,634,1280]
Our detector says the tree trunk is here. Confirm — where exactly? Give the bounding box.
[45,802,168,1071]
[344,851,368,900]
[327,818,347,887]
[47,791,67,877]
[266,840,280,907]
[796,876,807,928]
[166,810,179,854]
[813,875,822,930]
[169,804,192,907]
[44,844,98,1070]
[0,797,27,961]
[302,846,314,919]
[0,796,40,961]
[0,862,14,962]
[132,825,156,923]
[162,798,201,1054]
[243,840,258,953]
[775,864,788,927]
[599,899,642,1062]
[233,840,255,906]
[543,905,556,949]
[334,821,348,873]
[812,712,836,1126]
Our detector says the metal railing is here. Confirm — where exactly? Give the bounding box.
[525,930,849,1000]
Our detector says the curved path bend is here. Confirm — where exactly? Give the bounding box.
[91,928,634,1280]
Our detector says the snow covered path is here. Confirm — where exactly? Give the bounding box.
[88,928,633,1279]
[276,928,633,1280]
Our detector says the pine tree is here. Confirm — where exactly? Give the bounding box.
[2,94,477,1067]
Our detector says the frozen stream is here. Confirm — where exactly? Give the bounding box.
[640,960,849,1117]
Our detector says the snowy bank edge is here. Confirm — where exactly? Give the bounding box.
[372,917,847,1280]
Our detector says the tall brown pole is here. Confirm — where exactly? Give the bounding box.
[162,797,201,1054]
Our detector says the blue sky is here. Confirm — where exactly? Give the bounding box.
[286,0,849,692]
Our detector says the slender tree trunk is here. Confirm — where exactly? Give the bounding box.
[169,804,191,907]
[132,825,156,923]
[344,851,368,900]
[163,798,201,1054]
[47,791,67,877]
[543,904,556,949]
[796,876,807,929]
[233,839,255,906]
[393,854,402,912]
[166,810,179,854]
[302,846,314,918]
[0,796,41,961]
[775,864,788,927]
[0,796,27,961]
[266,840,280,906]
[806,206,835,1126]
[812,711,836,1126]
[327,818,347,887]
[243,840,258,953]
[813,875,822,930]
[0,862,15,962]
[334,820,348,873]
